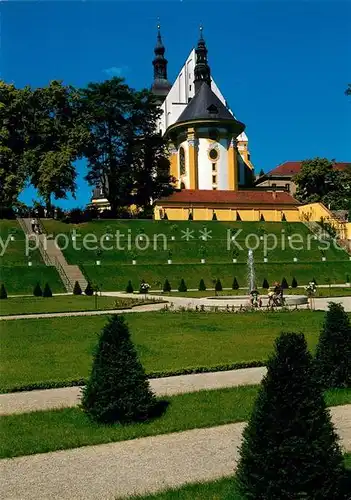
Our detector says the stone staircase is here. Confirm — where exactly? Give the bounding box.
[17,218,88,292]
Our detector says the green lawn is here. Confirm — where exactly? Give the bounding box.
[0,310,340,392]
[131,455,351,500]
[1,385,349,458]
[0,295,159,316]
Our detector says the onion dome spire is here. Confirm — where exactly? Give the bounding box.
[194,26,211,93]
[151,22,171,103]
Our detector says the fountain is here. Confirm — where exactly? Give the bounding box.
[247,249,255,292]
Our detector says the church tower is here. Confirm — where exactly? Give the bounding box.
[151,24,171,105]
[165,28,245,191]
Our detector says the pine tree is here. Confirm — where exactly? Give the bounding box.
[198,278,206,291]
[312,277,318,285]
[315,302,351,389]
[125,280,134,293]
[236,331,346,500]
[73,281,82,295]
[291,276,298,288]
[215,279,222,292]
[232,277,239,290]
[281,277,289,289]
[0,284,7,299]
[262,278,269,289]
[212,212,217,221]
[85,282,94,296]
[82,315,156,424]
[33,282,42,297]
[42,283,52,297]
[163,279,171,293]
[178,279,187,292]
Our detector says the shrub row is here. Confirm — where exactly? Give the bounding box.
[123,277,303,294]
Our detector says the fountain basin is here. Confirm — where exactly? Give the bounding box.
[206,295,308,306]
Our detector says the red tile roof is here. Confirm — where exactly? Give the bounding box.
[157,190,299,206]
[266,161,350,177]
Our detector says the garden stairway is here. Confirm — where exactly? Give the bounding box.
[17,218,87,292]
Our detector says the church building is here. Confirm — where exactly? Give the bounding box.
[92,25,302,222]
[151,26,301,222]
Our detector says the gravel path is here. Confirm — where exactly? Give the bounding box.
[1,405,350,500]
[0,367,266,416]
[2,296,350,321]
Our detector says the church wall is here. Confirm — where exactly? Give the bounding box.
[154,204,300,222]
[197,138,228,190]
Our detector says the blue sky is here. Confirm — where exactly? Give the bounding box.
[2,1,350,208]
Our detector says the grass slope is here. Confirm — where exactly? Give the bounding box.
[40,220,350,289]
[0,310,340,392]
[0,386,349,458]
[0,221,65,294]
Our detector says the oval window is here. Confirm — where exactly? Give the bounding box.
[209,148,219,161]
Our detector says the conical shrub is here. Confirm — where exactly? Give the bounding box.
[281,277,289,289]
[215,279,222,292]
[232,277,239,290]
[0,284,7,299]
[236,331,346,499]
[315,302,351,388]
[73,281,82,295]
[163,279,171,293]
[42,283,52,297]
[85,282,94,296]
[291,277,298,288]
[125,280,134,293]
[178,279,187,292]
[262,278,269,289]
[198,278,206,291]
[82,315,156,424]
[33,282,42,297]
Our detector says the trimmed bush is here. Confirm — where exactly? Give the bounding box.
[236,332,346,500]
[42,283,52,298]
[163,279,171,293]
[33,282,42,297]
[281,277,289,289]
[198,278,206,291]
[178,279,187,292]
[291,276,298,288]
[85,282,94,296]
[215,279,223,292]
[315,302,351,389]
[232,277,239,290]
[0,284,7,299]
[262,278,269,289]
[125,280,134,294]
[73,281,82,295]
[82,315,157,424]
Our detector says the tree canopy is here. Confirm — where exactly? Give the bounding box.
[294,157,351,211]
[1,77,174,214]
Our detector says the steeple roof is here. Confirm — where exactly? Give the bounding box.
[151,24,171,101]
[176,83,235,123]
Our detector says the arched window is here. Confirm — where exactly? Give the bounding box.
[179,147,186,176]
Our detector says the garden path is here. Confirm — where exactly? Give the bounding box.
[1,405,350,500]
[0,367,266,416]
